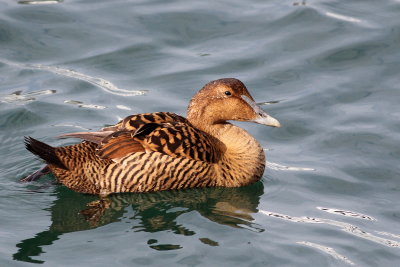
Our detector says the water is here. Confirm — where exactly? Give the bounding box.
[1,0,400,266]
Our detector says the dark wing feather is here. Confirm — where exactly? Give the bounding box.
[60,112,187,144]
[142,122,225,163]
[133,123,161,137]
[115,112,188,132]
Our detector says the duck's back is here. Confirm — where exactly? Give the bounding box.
[103,112,189,132]
[28,112,223,194]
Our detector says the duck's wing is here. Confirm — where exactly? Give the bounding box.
[102,112,189,132]
[59,112,188,144]
[97,122,225,163]
[59,112,222,163]
[94,130,145,160]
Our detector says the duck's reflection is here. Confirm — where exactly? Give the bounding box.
[13,182,264,263]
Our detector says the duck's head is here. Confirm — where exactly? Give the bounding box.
[187,78,281,128]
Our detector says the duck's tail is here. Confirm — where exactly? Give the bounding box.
[24,137,68,170]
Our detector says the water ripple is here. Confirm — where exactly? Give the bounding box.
[116,105,132,111]
[297,241,355,265]
[259,209,400,248]
[375,231,400,240]
[2,60,147,97]
[257,100,282,106]
[324,12,362,24]
[18,0,63,4]
[317,207,376,221]
[266,161,316,171]
[64,100,106,110]
[52,124,90,131]
[0,90,56,104]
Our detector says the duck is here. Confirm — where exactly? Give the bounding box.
[24,78,280,196]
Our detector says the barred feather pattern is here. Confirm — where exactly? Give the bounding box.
[51,142,111,194]
[100,152,216,194]
[47,124,265,195]
[52,148,216,194]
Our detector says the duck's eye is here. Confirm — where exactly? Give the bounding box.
[224,91,232,96]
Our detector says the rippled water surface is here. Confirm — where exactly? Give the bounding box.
[1,0,400,266]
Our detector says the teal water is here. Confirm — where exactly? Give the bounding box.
[1,0,400,266]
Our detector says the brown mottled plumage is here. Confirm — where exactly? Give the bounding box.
[24,78,280,196]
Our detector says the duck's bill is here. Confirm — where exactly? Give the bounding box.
[241,95,281,127]
[253,112,281,127]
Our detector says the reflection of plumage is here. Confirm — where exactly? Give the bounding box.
[24,78,280,195]
[13,183,264,263]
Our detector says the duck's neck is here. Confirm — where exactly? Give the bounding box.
[188,117,266,187]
